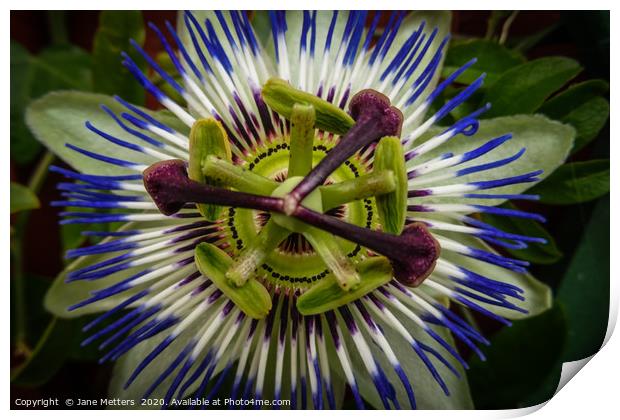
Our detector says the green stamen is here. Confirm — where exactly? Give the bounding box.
[303,227,360,291]
[225,219,289,287]
[202,155,277,196]
[189,118,232,221]
[271,176,360,291]
[194,242,272,319]
[374,136,408,234]
[204,154,393,211]
[262,78,354,135]
[296,257,393,315]
[320,170,396,211]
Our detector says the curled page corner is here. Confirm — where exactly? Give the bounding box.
[554,355,594,394]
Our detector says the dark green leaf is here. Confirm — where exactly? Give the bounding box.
[556,196,609,360]
[32,46,93,91]
[467,305,566,409]
[528,160,609,205]
[521,196,610,406]
[11,41,92,164]
[443,39,525,85]
[10,42,40,164]
[10,182,40,214]
[561,97,609,152]
[539,80,609,152]
[92,11,145,104]
[479,202,562,264]
[10,274,52,346]
[539,80,609,118]
[11,318,81,386]
[483,57,582,117]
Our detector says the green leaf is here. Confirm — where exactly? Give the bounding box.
[539,79,609,118]
[443,39,525,85]
[528,160,610,205]
[520,188,610,407]
[556,196,609,361]
[561,97,609,153]
[10,274,52,346]
[93,11,145,104]
[26,91,186,176]
[539,80,609,152]
[479,202,562,265]
[467,305,566,409]
[412,114,575,207]
[11,317,82,386]
[483,57,582,118]
[10,182,40,214]
[432,228,552,320]
[11,41,93,165]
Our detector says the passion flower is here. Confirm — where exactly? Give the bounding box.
[50,11,550,409]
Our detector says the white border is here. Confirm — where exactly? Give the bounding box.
[5,2,617,419]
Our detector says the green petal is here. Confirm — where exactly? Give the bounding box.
[386,12,451,126]
[480,202,563,265]
[44,220,184,318]
[108,305,223,404]
[430,228,552,320]
[331,309,473,409]
[412,114,575,207]
[26,91,187,175]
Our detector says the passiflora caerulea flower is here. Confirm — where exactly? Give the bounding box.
[43,11,560,409]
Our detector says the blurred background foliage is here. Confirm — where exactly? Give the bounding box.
[10,10,609,409]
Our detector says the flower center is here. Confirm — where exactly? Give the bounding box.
[142,81,440,319]
[223,136,377,289]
